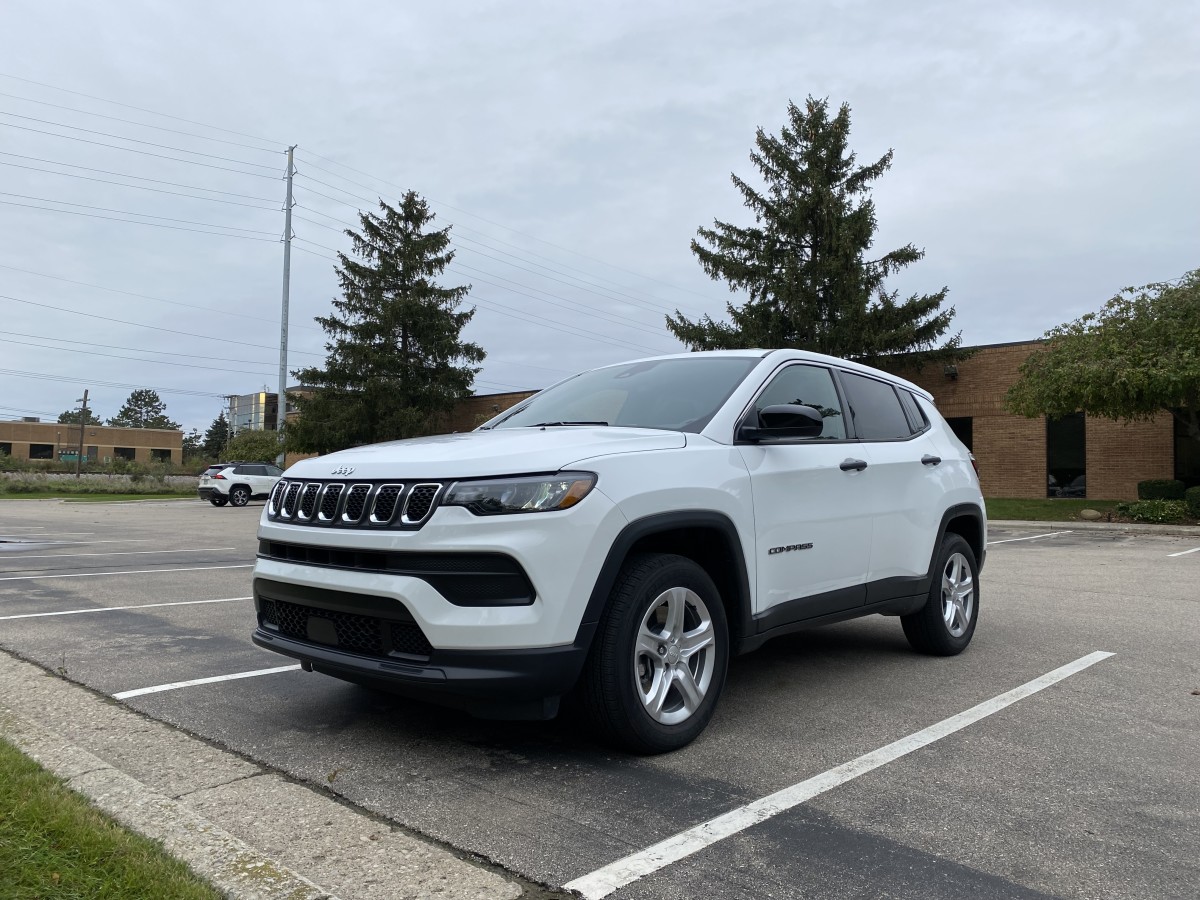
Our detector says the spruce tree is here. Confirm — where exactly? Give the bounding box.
[288,191,484,454]
[202,413,230,458]
[668,97,959,363]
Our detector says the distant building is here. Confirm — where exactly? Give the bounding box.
[0,419,182,464]
[227,391,279,434]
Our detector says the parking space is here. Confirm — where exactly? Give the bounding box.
[1,501,1197,899]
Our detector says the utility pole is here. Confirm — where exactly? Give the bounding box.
[75,389,88,479]
[276,144,296,467]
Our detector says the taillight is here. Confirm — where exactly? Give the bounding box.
[969,453,979,476]
[213,473,226,480]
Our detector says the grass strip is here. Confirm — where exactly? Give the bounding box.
[0,736,223,899]
[986,498,1122,521]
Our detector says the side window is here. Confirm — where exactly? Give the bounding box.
[753,365,847,440]
[266,465,283,477]
[897,390,929,434]
[839,372,912,441]
[237,465,267,476]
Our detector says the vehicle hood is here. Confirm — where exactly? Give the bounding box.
[284,427,686,480]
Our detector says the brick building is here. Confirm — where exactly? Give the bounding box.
[443,342,1198,501]
[0,419,183,465]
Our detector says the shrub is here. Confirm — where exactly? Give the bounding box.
[1115,499,1189,524]
[1185,486,1200,519]
[1136,479,1186,500]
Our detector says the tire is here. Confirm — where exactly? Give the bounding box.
[582,553,729,754]
[228,486,251,507]
[209,496,228,507]
[901,534,979,655]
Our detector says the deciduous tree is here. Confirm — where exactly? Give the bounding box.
[1007,269,1200,441]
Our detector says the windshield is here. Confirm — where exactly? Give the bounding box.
[486,356,760,433]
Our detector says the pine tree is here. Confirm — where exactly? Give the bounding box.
[288,191,485,454]
[202,412,230,458]
[668,97,959,363]
[58,407,102,425]
[106,389,181,429]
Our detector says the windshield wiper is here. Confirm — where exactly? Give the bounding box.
[526,421,609,427]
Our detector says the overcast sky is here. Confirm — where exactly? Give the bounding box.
[1,1,1196,435]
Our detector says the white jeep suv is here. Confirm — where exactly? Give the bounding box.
[252,350,985,753]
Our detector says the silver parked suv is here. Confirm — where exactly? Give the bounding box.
[199,461,283,507]
[252,350,986,752]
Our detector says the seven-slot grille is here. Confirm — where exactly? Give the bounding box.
[268,479,443,528]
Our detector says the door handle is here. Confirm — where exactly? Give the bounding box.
[839,458,868,472]
[921,454,942,466]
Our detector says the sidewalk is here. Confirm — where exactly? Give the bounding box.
[0,651,557,900]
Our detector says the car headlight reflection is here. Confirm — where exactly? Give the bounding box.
[443,472,596,515]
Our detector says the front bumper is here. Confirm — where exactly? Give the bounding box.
[252,575,593,718]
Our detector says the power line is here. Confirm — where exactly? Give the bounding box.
[0,403,61,418]
[0,198,281,240]
[0,110,279,169]
[0,151,280,201]
[0,121,278,178]
[0,264,322,333]
[292,174,696,317]
[0,191,277,234]
[0,367,228,399]
[294,148,720,307]
[0,336,283,377]
[0,159,279,210]
[0,72,280,146]
[0,89,279,153]
[4,329,280,367]
[1,293,324,357]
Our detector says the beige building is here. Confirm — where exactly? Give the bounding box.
[0,419,183,465]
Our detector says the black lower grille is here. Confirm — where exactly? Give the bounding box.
[261,597,433,659]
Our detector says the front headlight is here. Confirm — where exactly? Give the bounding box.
[443,472,596,515]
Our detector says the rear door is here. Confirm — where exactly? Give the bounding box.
[836,371,945,600]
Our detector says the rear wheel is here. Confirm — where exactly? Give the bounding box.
[901,534,979,655]
[209,496,228,507]
[582,553,728,754]
[228,486,251,507]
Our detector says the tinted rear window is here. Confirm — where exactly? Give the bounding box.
[839,371,913,441]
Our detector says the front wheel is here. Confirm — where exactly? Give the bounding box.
[228,486,251,507]
[901,534,979,655]
[581,553,728,754]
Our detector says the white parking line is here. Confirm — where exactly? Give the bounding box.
[565,650,1115,900]
[2,539,156,546]
[0,532,95,538]
[113,665,301,700]
[0,564,253,582]
[0,596,250,620]
[987,531,1073,545]
[1167,546,1200,557]
[0,547,237,561]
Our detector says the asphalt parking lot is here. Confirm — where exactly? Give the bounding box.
[1,499,1197,899]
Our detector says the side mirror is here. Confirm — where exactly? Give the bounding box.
[739,404,825,441]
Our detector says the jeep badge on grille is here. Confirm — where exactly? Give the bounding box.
[330,465,356,476]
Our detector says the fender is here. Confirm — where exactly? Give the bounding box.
[572,510,753,654]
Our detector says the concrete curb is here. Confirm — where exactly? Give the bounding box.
[990,519,1200,537]
[0,651,528,900]
[1,706,339,900]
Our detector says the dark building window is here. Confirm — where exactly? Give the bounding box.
[945,417,973,450]
[151,449,171,462]
[1175,413,1200,487]
[87,446,98,461]
[1047,413,1086,498]
[29,443,54,460]
[0,442,11,456]
[114,447,136,461]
